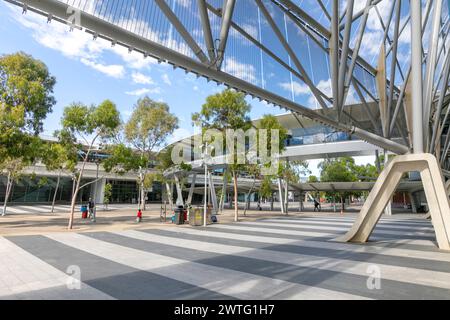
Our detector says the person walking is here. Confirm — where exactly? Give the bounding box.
[88,198,96,222]
[313,198,321,212]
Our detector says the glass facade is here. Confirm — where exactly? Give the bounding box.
[287,126,352,147]
[0,176,92,204]
[107,180,162,204]
[0,175,164,205]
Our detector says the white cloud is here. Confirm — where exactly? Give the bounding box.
[193,86,199,91]
[125,87,161,96]
[132,72,154,85]
[80,58,125,78]
[279,81,310,96]
[223,57,257,83]
[7,5,159,77]
[162,73,172,86]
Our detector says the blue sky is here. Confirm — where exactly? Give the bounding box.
[0,1,281,144]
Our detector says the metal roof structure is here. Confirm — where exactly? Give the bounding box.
[6,0,450,165]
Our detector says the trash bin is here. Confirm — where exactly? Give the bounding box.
[174,206,184,225]
[81,205,88,219]
[189,206,212,226]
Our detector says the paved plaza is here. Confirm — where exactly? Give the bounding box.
[1,214,449,300]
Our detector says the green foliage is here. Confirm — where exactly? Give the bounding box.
[125,96,179,157]
[103,183,112,205]
[256,114,288,154]
[0,52,56,135]
[0,53,54,189]
[38,176,48,187]
[318,157,379,199]
[308,175,319,183]
[61,100,121,144]
[156,144,175,171]
[278,160,310,183]
[192,89,252,173]
[319,157,358,183]
[192,89,251,132]
[259,176,274,199]
[41,141,77,173]
[143,172,160,189]
[353,163,379,181]
[102,143,143,174]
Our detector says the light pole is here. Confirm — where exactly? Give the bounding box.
[202,142,209,227]
[204,153,208,227]
[201,142,215,227]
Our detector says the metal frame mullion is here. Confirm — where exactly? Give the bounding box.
[316,0,331,21]
[330,0,339,110]
[386,0,402,138]
[337,0,354,113]
[216,0,236,69]
[154,0,209,64]
[341,0,372,110]
[430,50,450,154]
[256,0,330,109]
[339,0,383,31]
[352,78,381,134]
[197,0,216,63]
[424,0,444,152]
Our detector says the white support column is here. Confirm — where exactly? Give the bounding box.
[278,178,285,214]
[186,173,197,206]
[174,175,184,207]
[337,154,450,250]
[384,150,392,216]
[208,172,218,215]
[219,173,227,213]
[165,182,174,209]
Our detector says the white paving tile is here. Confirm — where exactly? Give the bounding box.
[169,225,450,262]
[0,237,114,300]
[46,233,370,300]
[116,230,450,290]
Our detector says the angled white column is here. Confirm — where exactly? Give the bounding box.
[336,154,450,250]
[277,178,285,214]
[186,173,197,206]
[208,172,218,215]
[174,175,184,207]
[165,182,174,209]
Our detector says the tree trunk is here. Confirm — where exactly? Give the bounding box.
[2,172,12,216]
[233,171,238,222]
[284,179,289,215]
[68,174,82,230]
[141,183,146,211]
[243,176,256,216]
[51,172,61,214]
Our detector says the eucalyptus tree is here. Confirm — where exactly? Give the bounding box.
[192,89,252,222]
[123,97,178,210]
[0,52,56,215]
[60,100,121,229]
[41,141,77,213]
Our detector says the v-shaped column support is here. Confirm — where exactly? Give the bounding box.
[336,154,450,250]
